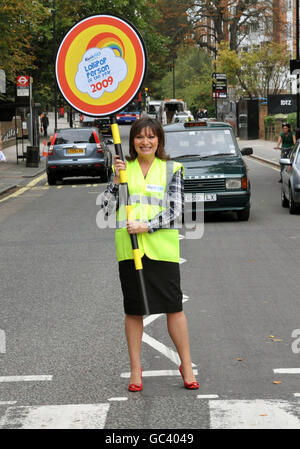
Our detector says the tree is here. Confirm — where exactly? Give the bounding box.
[189,0,274,53]
[217,41,290,98]
[155,45,215,115]
[0,0,48,87]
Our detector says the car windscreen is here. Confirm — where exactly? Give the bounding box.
[148,105,160,114]
[165,129,238,159]
[55,129,96,144]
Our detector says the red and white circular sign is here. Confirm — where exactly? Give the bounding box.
[55,15,147,117]
[17,76,30,87]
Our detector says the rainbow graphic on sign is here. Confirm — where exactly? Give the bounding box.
[87,32,125,58]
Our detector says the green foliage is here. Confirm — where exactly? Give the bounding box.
[287,113,297,130]
[153,45,215,114]
[217,41,290,98]
[264,115,275,128]
[0,0,168,106]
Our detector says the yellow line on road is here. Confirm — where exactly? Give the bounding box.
[0,173,47,204]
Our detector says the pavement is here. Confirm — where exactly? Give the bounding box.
[0,112,72,197]
[0,114,281,198]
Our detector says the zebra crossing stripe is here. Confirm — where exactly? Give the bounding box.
[0,403,110,429]
[209,399,300,429]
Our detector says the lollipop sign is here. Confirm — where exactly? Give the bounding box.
[56,15,147,116]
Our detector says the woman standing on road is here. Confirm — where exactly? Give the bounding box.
[101,117,199,392]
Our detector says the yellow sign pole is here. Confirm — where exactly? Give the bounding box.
[110,115,149,315]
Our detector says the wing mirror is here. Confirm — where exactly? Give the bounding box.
[279,158,292,165]
[241,147,253,156]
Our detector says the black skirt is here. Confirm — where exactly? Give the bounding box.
[119,255,183,315]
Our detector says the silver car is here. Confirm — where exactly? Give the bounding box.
[281,141,300,214]
[46,127,113,185]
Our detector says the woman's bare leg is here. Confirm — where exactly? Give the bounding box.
[125,314,144,385]
[167,311,197,383]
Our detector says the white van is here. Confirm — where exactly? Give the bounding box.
[146,100,161,120]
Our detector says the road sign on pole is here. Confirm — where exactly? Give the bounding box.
[212,73,227,99]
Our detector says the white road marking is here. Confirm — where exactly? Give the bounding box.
[274,368,300,374]
[0,375,53,383]
[179,258,186,264]
[142,332,196,367]
[121,369,198,378]
[0,403,110,429]
[0,401,17,405]
[209,399,300,429]
[108,397,128,402]
[294,394,300,397]
[142,332,181,365]
[197,395,219,399]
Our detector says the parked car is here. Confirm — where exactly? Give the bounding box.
[164,121,253,220]
[116,109,140,124]
[280,141,300,214]
[46,127,113,185]
[79,114,112,136]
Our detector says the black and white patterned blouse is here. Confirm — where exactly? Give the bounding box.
[100,166,184,233]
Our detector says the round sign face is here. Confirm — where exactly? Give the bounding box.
[56,15,147,117]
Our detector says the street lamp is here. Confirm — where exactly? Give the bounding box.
[172,53,176,98]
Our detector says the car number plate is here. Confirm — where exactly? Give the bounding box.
[184,193,217,202]
[67,148,85,155]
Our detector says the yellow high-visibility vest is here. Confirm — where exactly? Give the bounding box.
[115,157,183,263]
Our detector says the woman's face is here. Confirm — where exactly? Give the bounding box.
[133,126,159,160]
[282,126,289,134]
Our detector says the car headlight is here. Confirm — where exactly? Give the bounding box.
[226,178,242,189]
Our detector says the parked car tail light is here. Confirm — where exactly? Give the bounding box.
[48,133,57,156]
[241,176,248,189]
[93,131,104,153]
[226,178,242,189]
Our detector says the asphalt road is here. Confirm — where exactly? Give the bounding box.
[0,126,300,429]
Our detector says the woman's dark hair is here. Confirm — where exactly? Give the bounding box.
[126,117,169,161]
[282,122,291,129]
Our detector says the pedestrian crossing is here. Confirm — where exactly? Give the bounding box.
[0,397,299,429]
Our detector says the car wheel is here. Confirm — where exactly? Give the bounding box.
[289,187,298,214]
[47,174,57,185]
[281,187,289,208]
[236,204,250,221]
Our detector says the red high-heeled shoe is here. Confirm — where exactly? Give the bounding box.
[128,368,143,392]
[179,365,199,390]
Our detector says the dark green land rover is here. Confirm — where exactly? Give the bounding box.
[164,121,253,221]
